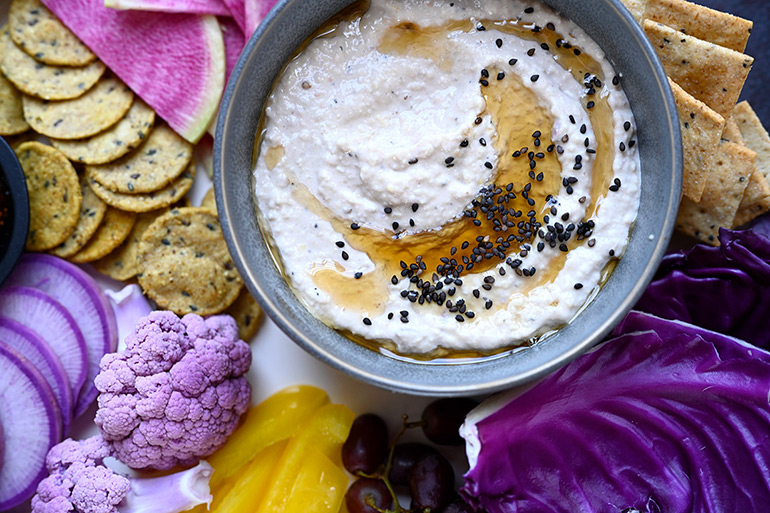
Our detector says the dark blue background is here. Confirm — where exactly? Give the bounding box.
[696,0,769,126]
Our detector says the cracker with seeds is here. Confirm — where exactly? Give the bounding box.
[86,123,193,193]
[22,74,134,140]
[87,158,195,212]
[224,287,262,341]
[200,186,217,212]
[14,142,81,251]
[51,99,155,165]
[0,26,104,101]
[641,0,752,53]
[0,73,29,135]
[138,207,242,315]
[677,141,756,244]
[669,79,725,202]
[619,0,645,22]
[50,173,107,257]
[93,207,171,281]
[732,101,770,226]
[69,207,136,263]
[9,0,96,66]
[644,20,752,118]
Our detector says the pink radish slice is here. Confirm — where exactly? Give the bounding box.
[0,317,73,434]
[0,342,62,510]
[104,0,232,16]
[6,254,118,418]
[219,16,244,83]
[243,0,278,39]
[0,286,88,405]
[223,0,246,34]
[42,0,225,144]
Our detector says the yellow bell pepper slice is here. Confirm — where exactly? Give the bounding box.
[208,385,330,487]
[282,447,349,513]
[256,403,355,513]
[212,440,287,513]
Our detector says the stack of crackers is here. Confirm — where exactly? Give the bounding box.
[623,0,770,245]
[0,0,261,339]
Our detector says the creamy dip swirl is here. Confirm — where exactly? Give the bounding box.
[253,0,641,355]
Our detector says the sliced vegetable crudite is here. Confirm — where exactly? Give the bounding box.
[0,285,88,404]
[0,342,62,510]
[5,253,118,417]
[105,0,232,16]
[41,0,225,143]
[461,311,770,513]
[0,317,74,434]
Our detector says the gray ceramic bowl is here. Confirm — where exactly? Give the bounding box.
[215,0,682,396]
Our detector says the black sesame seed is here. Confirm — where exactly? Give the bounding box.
[619,142,626,151]
[574,48,581,55]
[391,275,398,285]
[540,43,549,51]
[531,74,539,82]
[460,139,469,148]
[496,38,503,48]
[532,130,542,138]
[445,156,455,164]
[569,115,576,124]
[609,249,616,256]
[481,68,489,78]
[479,79,489,86]
[580,124,587,134]
[586,101,595,109]
[336,241,345,248]
[612,75,620,85]
[546,22,555,31]
[480,137,487,146]
[509,58,518,66]
[485,161,493,169]
[574,283,583,290]
[392,222,400,230]
[351,222,360,230]
[355,272,363,279]
[384,206,392,214]
[524,7,534,13]
[455,314,465,322]
[527,48,536,56]
[629,140,636,148]
[475,117,483,125]
[408,158,418,164]
[477,24,486,31]
[624,121,631,131]
[497,72,505,80]
[341,251,349,260]
[363,317,372,325]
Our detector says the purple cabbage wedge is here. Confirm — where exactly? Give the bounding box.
[460,311,770,513]
[6,254,118,418]
[635,223,770,349]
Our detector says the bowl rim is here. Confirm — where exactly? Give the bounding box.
[215,0,683,396]
[0,137,28,287]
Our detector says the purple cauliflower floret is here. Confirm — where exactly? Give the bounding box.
[94,311,252,470]
[31,436,214,513]
[31,436,130,513]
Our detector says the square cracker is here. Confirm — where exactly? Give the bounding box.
[677,141,756,245]
[722,119,743,144]
[732,101,770,225]
[644,20,753,118]
[669,78,725,202]
[642,0,752,53]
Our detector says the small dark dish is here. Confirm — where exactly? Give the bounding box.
[215,0,682,395]
[0,137,28,286]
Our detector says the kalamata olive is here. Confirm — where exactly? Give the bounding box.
[342,413,389,474]
[388,442,439,486]
[409,452,455,511]
[345,477,393,513]
[421,398,479,445]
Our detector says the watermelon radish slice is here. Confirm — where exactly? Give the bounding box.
[6,254,118,418]
[0,286,88,404]
[42,0,225,144]
[0,342,62,510]
[105,0,232,16]
[223,0,246,35]
[0,317,73,434]
[220,16,245,83]
[243,0,278,39]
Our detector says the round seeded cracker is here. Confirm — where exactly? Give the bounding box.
[92,206,171,281]
[22,74,134,140]
[0,26,105,101]
[51,99,156,165]
[86,123,193,193]
[69,207,136,263]
[9,0,96,66]
[50,173,108,258]
[15,141,82,251]
[87,158,195,212]
[0,73,29,135]
[138,207,243,316]
[224,287,262,341]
